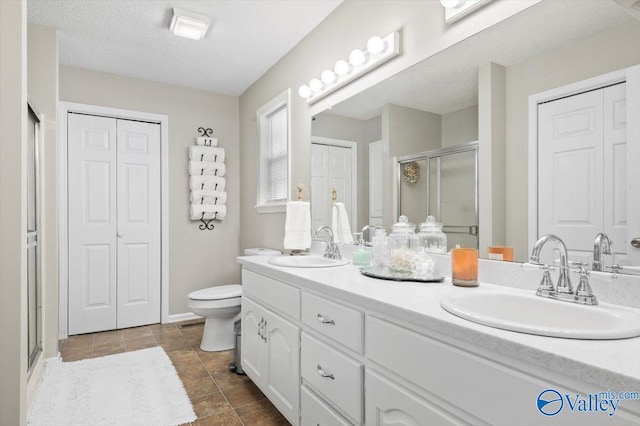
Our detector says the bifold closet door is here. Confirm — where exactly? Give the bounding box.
[116,119,161,329]
[68,114,160,335]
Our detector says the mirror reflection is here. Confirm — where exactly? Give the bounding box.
[310,0,640,274]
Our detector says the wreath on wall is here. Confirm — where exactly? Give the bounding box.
[403,161,420,184]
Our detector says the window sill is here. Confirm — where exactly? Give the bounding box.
[255,202,287,214]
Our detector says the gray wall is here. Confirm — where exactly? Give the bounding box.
[442,105,478,147]
[27,23,59,360]
[1,2,27,424]
[59,66,240,315]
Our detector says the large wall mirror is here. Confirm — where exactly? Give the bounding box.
[310,0,640,273]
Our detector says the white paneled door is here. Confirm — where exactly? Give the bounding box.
[68,113,160,335]
[538,82,638,267]
[311,143,353,232]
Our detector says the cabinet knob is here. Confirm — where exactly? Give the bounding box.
[316,313,335,325]
[316,364,335,380]
[632,237,640,248]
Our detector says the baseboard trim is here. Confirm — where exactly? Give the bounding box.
[166,312,202,323]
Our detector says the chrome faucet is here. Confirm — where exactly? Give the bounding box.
[529,234,597,305]
[592,232,612,272]
[360,224,382,245]
[313,226,342,260]
[530,234,572,295]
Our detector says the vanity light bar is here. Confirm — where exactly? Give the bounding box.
[298,31,400,105]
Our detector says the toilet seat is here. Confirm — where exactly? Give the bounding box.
[187,284,242,311]
[188,284,242,301]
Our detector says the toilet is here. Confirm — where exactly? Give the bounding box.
[188,248,280,352]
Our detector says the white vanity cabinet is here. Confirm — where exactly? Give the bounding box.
[238,260,640,426]
[241,270,300,425]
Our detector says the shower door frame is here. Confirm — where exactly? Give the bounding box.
[397,141,479,242]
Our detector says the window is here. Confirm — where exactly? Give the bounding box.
[256,89,291,213]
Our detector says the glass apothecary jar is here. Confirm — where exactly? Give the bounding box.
[388,215,419,273]
[418,215,448,254]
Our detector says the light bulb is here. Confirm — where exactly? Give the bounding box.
[366,36,385,55]
[298,85,311,98]
[334,60,350,76]
[309,78,323,92]
[349,49,367,66]
[321,69,336,84]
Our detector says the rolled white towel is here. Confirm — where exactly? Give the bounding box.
[332,202,354,244]
[189,175,226,191]
[189,160,226,177]
[189,146,225,162]
[195,136,218,147]
[283,201,311,250]
[190,190,227,204]
[190,204,226,220]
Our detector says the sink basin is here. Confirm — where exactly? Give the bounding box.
[268,256,350,268]
[440,289,640,339]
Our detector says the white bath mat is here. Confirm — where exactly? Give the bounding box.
[28,346,196,426]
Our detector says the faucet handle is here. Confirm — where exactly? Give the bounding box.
[574,265,598,305]
[535,267,555,297]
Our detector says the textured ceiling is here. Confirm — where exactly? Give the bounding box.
[328,0,636,119]
[28,0,342,95]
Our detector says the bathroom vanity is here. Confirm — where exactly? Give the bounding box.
[237,255,640,425]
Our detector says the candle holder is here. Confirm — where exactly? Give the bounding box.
[488,246,514,261]
[451,248,478,287]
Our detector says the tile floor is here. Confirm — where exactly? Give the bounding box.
[58,320,290,426]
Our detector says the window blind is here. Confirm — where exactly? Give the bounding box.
[265,105,288,203]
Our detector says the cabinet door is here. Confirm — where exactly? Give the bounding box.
[264,308,300,425]
[241,297,267,388]
[366,370,462,426]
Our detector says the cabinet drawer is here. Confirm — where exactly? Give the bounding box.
[301,385,352,426]
[302,291,363,353]
[301,332,363,424]
[242,269,300,320]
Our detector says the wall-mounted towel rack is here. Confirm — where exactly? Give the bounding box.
[190,127,227,231]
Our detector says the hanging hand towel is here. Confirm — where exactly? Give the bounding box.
[332,202,354,244]
[189,161,226,177]
[190,190,227,205]
[195,136,218,147]
[189,176,226,191]
[189,146,226,163]
[283,201,311,250]
[190,204,226,220]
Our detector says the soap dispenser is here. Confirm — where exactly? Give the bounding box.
[351,232,372,267]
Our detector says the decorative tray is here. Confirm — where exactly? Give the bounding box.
[359,266,445,283]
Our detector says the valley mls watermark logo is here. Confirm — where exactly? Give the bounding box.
[537,389,640,417]
[537,389,564,416]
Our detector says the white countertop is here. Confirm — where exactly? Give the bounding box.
[238,255,640,392]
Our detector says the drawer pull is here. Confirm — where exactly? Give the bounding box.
[316,364,335,380]
[316,313,335,325]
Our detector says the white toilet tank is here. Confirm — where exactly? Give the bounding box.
[244,248,281,256]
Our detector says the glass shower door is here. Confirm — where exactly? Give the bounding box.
[398,142,478,252]
[430,149,478,249]
[27,105,42,371]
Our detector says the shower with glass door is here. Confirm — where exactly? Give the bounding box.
[397,142,479,250]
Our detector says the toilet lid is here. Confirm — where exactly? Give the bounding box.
[188,284,242,300]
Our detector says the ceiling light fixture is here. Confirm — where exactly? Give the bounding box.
[299,31,400,104]
[441,0,491,23]
[170,8,211,40]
